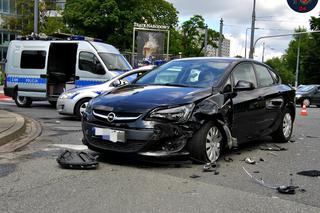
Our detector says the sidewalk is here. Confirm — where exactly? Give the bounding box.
[0,109,26,147]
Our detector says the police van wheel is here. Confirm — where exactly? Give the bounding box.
[14,96,32,107]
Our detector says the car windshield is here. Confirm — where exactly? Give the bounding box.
[297,85,315,92]
[99,53,131,71]
[135,59,231,88]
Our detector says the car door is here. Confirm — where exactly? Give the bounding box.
[252,63,283,134]
[76,51,112,88]
[231,62,262,143]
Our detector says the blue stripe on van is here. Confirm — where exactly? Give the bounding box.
[75,80,105,87]
[6,76,47,84]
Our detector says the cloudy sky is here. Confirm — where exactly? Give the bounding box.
[166,0,320,61]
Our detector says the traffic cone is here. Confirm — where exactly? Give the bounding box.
[300,104,308,116]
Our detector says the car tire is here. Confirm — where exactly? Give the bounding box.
[187,121,224,163]
[75,98,91,118]
[272,109,293,143]
[14,94,32,107]
[48,101,57,107]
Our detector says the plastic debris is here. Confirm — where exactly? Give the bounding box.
[244,157,256,164]
[260,144,287,151]
[189,174,201,178]
[243,167,300,195]
[203,162,219,175]
[57,150,99,169]
[297,170,320,177]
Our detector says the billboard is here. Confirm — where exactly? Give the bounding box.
[136,31,165,63]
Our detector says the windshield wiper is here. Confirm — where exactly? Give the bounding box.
[162,83,192,87]
[109,68,130,71]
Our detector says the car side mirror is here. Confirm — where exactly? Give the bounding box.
[95,63,105,75]
[234,80,255,91]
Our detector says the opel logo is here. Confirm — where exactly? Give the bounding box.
[107,112,116,122]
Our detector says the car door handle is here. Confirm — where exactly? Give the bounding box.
[40,74,47,78]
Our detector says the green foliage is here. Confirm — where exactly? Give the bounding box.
[181,15,220,57]
[64,0,179,51]
[265,57,295,84]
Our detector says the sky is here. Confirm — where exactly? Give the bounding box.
[166,0,320,61]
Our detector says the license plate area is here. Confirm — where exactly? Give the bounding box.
[94,127,126,143]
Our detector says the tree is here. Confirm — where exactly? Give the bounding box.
[64,0,179,51]
[4,0,67,35]
[265,57,295,84]
[180,15,220,57]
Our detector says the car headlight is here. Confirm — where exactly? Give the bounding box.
[295,94,302,99]
[59,92,79,99]
[149,103,195,122]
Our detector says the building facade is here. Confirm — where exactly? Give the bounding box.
[207,38,231,57]
[0,0,18,60]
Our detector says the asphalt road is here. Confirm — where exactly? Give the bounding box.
[0,99,320,213]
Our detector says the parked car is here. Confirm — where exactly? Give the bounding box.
[57,65,154,117]
[295,85,320,107]
[82,57,296,163]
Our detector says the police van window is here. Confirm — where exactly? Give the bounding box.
[79,52,105,75]
[20,50,46,69]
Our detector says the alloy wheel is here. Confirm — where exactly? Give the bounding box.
[205,126,222,162]
[282,113,292,138]
[79,102,88,115]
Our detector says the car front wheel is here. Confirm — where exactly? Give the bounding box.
[75,98,91,118]
[272,109,293,142]
[188,121,224,163]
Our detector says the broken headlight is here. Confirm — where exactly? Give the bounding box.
[149,103,195,123]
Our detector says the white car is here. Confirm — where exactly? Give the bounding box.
[57,65,154,117]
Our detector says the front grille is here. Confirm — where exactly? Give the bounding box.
[88,137,149,153]
[92,109,142,123]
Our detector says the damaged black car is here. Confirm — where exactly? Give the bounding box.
[82,57,295,163]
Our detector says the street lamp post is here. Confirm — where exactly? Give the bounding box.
[295,36,301,89]
[34,0,39,34]
[245,27,259,58]
[249,0,256,59]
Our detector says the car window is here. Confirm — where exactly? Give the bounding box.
[269,69,280,84]
[20,50,46,69]
[232,63,257,87]
[136,60,231,88]
[298,85,315,92]
[79,51,105,75]
[254,64,274,87]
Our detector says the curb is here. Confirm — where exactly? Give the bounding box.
[0,110,26,147]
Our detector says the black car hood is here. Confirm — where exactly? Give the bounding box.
[92,84,213,113]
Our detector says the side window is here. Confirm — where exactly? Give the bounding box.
[254,64,274,87]
[232,63,257,87]
[20,50,46,69]
[269,69,280,84]
[79,52,105,75]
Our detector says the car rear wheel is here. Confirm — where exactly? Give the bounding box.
[188,121,224,163]
[75,98,91,118]
[272,109,293,143]
[14,95,32,107]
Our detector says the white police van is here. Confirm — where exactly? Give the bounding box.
[3,36,132,107]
